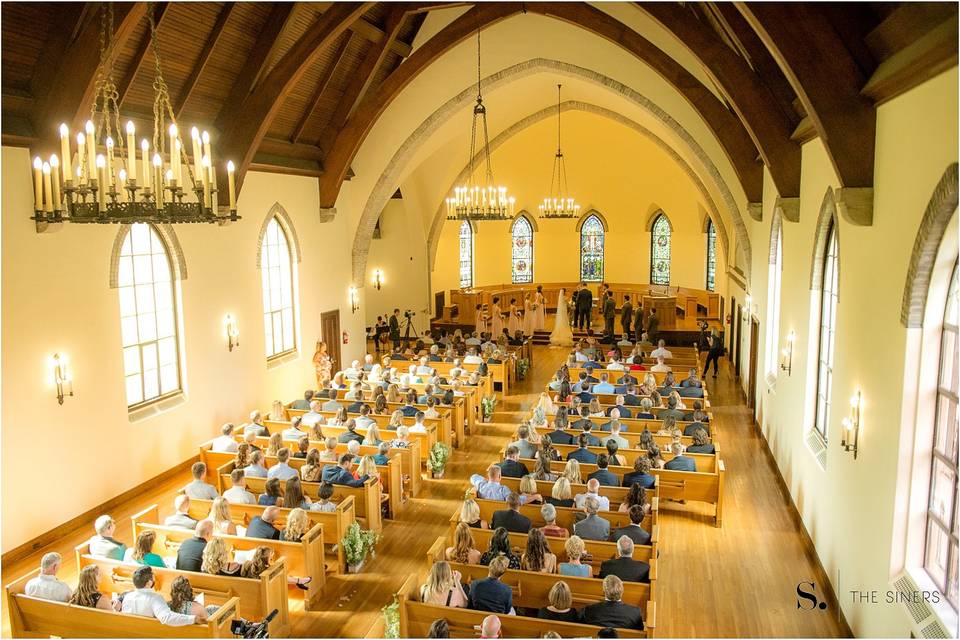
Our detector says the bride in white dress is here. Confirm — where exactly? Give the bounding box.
[549,288,574,346]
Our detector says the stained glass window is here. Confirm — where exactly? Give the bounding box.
[579,214,604,282]
[814,222,838,441]
[117,223,181,408]
[650,214,671,286]
[511,215,533,284]
[706,219,717,292]
[459,220,473,289]
[925,260,959,609]
[261,217,296,359]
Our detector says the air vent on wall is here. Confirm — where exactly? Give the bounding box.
[890,573,955,638]
[805,429,827,470]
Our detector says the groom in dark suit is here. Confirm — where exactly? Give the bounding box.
[576,283,593,330]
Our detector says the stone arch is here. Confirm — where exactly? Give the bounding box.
[109,223,187,288]
[809,188,841,292]
[901,163,960,328]
[256,202,302,269]
[352,58,751,286]
[768,208,783,266]
[576,208,609,233]
[512,210,539,232]
[645,209,673,232]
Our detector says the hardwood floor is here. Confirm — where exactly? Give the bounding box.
[1,345,849,637]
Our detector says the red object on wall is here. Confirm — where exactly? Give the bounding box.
[342,331,349,344]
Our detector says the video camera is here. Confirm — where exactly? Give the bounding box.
[404,309,416,318]
[231,609,278,638]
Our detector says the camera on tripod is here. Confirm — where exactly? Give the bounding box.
[404,309,415,318]
[231,608,278,638]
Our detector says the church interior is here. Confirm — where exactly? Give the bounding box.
[1,2,958,638]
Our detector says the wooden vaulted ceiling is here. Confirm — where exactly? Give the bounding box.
[2,2,956,213]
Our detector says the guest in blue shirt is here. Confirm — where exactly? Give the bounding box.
[372,442,391,466]
[321,454,369,487]
[470,465,512,501]
[593,373,615,395]
[567,433,599,464]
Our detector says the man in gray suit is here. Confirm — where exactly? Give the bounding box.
[573,496,611,541]
[620,295,633,337]
[656,395,686,422]
[508,425,537,460]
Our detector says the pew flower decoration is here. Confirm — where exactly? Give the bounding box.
[426,442,452,478]
[342,521,379,572]
[381,597,401,639]
[516,358,530,381]
[481,396,497,422]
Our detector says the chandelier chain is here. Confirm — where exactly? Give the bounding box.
[91,3,122,152]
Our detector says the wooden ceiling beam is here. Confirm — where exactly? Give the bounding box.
[639,2,800,198]
[351,15,413,58]
[736,2,876,190]
[27,2,90,129]
[250,153,324,178]
[290,34,351,145]
[117,3,170,108]
[218,2,372,195]
[172,3,235,120]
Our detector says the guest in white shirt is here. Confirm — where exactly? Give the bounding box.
[363,354,375,371]
[355,404,377,431]
[423,397,440,419]
[244,450,269,477]
[87,515,127,560]
[120,566,196,626]
[650,340,673,359]
[164,495,199,530]
[344,382,362,401]
[463,348,483,365]
[317,437,339,462]
[243,410,269,437]
[409,411,428,433]
[223,468,257,504]
[344,360,362,379]
[651,356,672,373]
[300,400,324,428]
[211,423,239,453]
[573,345,589,362]
[574,478,611,511]
[267,448,299,481]
[606,357,625,371]
[184,462,219,500]
[24,552,71,602]
[417,356,434,375]
[281,416,305,441]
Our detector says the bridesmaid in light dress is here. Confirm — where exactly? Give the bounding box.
[490,297,504,338]
[475,304,487,336]
[507,298,521,335]
[533,286,546,332]
[522,294,534,336]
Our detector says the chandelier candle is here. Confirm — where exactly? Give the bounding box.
[96,155,106,212]
[32,157,42,210]
[141,140,151,192]
[227,161,236,210]
[118,169,127,203]
[50,155,61,210]
[201,131,213,184]
[153,153,163,205]
[126,121,136,182]
[59,124,72,183]
[105,137,115,187]
[85,121,96,183]
[42,162,52,213]
[75,132,86,184]
[169,124,179,186]
[202,155,211,208]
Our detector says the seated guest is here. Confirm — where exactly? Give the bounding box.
[124,530,165,567]
[593,373,615,394]
[621,384,641,407]
[534,452,559,483]
[211,423,239,452]
[559,535,592,577]
[280,508,309,543]
[201,538,241,576]
[327,406,350,427]
[421,561,469,607]
[562,459,583,485]
[650,339,672,359]
[300,400,325,429]
[427,619,450,639]
[268,447,298,481]
[423,396,440,419]
[164,495,198,530]
[400,392,419,417]
[322,453,369,487]
[540,503,569,539]
[223,468,257,504]
[469,556,514,614]
[337,419,364,444]
[686,427,716,454]
[498,446,529,478]
[581,575,644,630]
[259,477,284,505]
[69,565,115,611]
[680,368,702,388]
[470,464,512,501]
[344,380,363,401]
[266,432,284,457]
[661,371,677,388]
[634,398,656,420]
[246,506,282,540]
[322,391,343,413]
[88,515,127,560]
[176,520,212,572]
[167,576,212,621]
[538,580,580,622]
[516,474,543,506]
[243,450,269,478]
[647,443,666,470]
[604,439,628,467]
[546,477,575,508]
[281,417,304,441]
[612,505,652,546]
[618,484,650,516]
[573,496,611,541]
[664,441,697,471]
[491,492,532,533]
[460,498,488,529]
[25,552,72,602]
[546,421,575,445]
[600,536,650,583]
[372,441,391,465]
[208,497,238,535]
[580,421,602,447]
[120,566,196,626]
[567,433,599,464]
[509,425,537,459]
[588,454,620,487]
[389,425,413,449]
[184,462,219,500]
[355,404,377,432]
[479,527,521,569]
[656,395,685,422]
[409,411,429,433]
[684,401,711,430]
[318,437,339,462]
[283,476,312,510]
[446,521,482,564]
[310,481,338,512]
[656,415,682,439]
[651,356,671,373]
[480,615,502,639]
[622,458,656,489]
[361,421,383,446]
[521,528,557,573]
[606,396,631,419]
[291,389,314,411]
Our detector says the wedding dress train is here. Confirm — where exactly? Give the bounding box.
[549,288,575,346]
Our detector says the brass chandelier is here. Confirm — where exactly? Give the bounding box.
[538,84,581,219]
[30,3,238,226]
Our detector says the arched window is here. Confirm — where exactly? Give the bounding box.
[580,214,604,282]
[925,260,958,607]
[650,214,671,286]
[261,217,296,358]
[459,220,474,288]
[117,223,182,408]
[765,216,783,378]
[706,219,717,292]
[511,215,533,284]
[814,221,839,440]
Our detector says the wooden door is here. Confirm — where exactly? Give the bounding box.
[320,310,342,374]
[734,305,742,379]
[748,317,760,408]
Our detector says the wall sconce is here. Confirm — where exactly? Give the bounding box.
[780,330,796,375]
[224,314,240,352]
[349,286,360,314]
[50,352,73,405]
[372,268,384,291]
[841,390,862,460]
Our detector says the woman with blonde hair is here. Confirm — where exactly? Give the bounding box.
[208,497,237,535]
[240,546,273,578]
[562,459,582,485]
[420,561,468,607]
[362,422,383,446]
[459,498,487,529]
[669,389,686,410]
[168,575,214,619]
[266,432,283,457]
[313,341,332,388]
[69,565,115,610]
[546,477,574,508]
[282,508,310,543]
[521,528,557,573]
[201,538,240,576]
[388,409,405,429]
[657,415,682,439]
[386,384,401,404]
[537,580,579,621]
[356,455,380,484]
[535,391,557,417]
[588,398,604,418]
[300,449,322,483]
[445,521,482,564]
[389,425,411,449]
[558,536,591,577]
[518,474,544,505]
[124,530,164,567]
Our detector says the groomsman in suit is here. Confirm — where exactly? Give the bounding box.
[602,292,616,342]
[620,295,633,338]
[576,283,593,330]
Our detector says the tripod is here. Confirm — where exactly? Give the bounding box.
[402,315,418,347]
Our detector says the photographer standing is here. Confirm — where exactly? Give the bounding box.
[389,308,401,351]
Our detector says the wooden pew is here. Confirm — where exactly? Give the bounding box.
[5,568,240,638]
[74,544,290,637]
[188,496,355,574]
[213,460,382,533]
[542,442,719,468]
[505,446,720,474]
[325,389,469,447]
[528,422,708,450]
[204,446,404,519]
[472,498,643,531]
[130,504,326,611]
[267,418,433,463]
[430,361,504,395]
[286,402,454,449]
[284,408,444,449]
